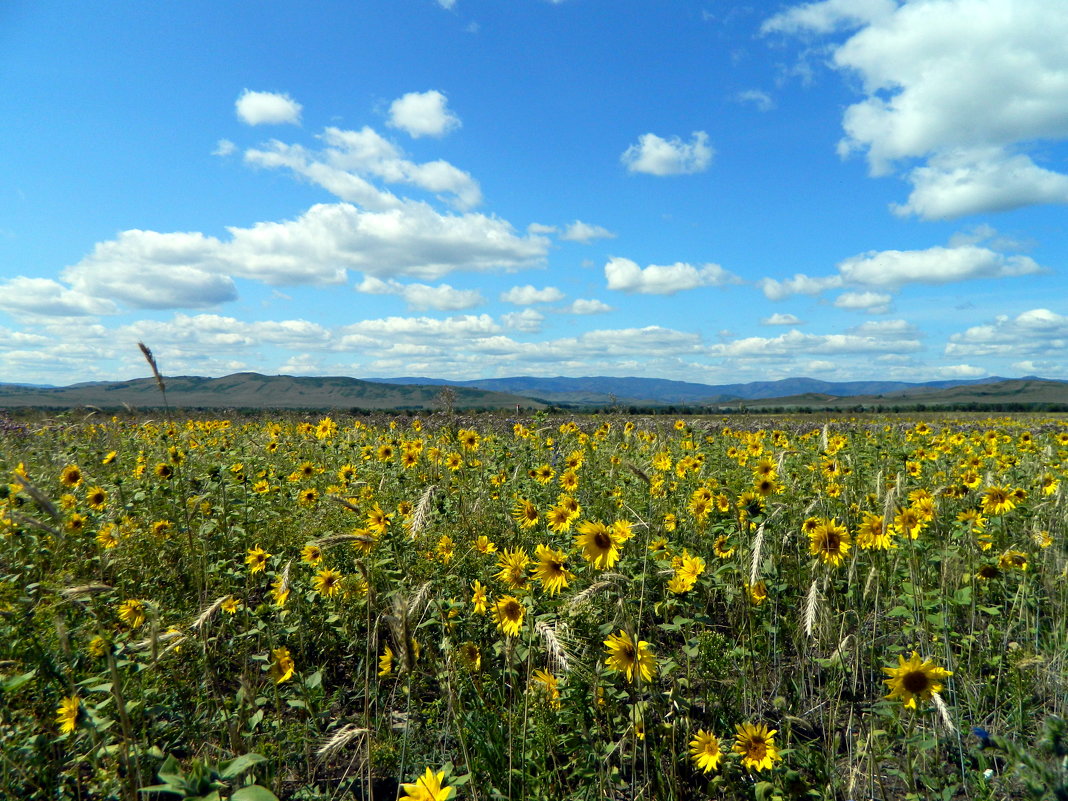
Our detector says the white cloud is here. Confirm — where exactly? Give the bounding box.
[500,285,565,305]
[833,290,891,313]
[0,277,117,317]
[620,132,713,176]
[527,223,557,235]
[245,124,482,210]
[946,308,1068,358]
[939,364,986,377]
[387,90,461,138]
[213,139,236,157]
[63,230,238,309]
[762,313,804,325]
[769,0,1068,217]
[837,246,1042,287]
[356,277,484,311]
[758,273,843,301]
[760,243,1043,301]
[501,309,545,333]
[736,90,774,111]
[762,0,896,35]
[709,328,922,358]
[235,90,303,126]
[847,319,918,337]
[893,148,1068,219]
[565,298,613,315]
[605,257,738,294]
[560,220,616,242]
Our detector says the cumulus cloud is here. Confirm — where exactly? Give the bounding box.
[63,230,238,309]
[235,90,303,126]
[758,273,843,301]
[501,309,545,333]
[245,124,482,210]
[620,132,713,176]
[762,313,804,325]
[833,290,891,313]
[500,285,565,305]
[565,298,613,315]
[560,220,616,242]
[356,277,484,311]
[946,308,1068,358]
[0,277,117,317]
[767,0,1068,217]
[837,246,1041,287]
[939,364,986,377]
[605,257,738,294]
[213,139,236,157]
[760,243,1043,301]
[708,327,922,358]
[387,90,461,138]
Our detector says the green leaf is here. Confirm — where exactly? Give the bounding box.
[304,670,322,690]
[1,669,37,693]
[230,786,280,801]
[219,753,267,780]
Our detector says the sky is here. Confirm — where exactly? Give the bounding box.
[2,0,1068,387]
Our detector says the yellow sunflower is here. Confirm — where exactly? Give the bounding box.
[312,567,343,597]
[492,595,525,637]
[733,722,782,771]
[603,629,656,684]
[245,545,270,573]
[808,519,851,567]
[270,646,295,684]
[575,520,623,569]
[532,544,574,595]
[512,497,539,529]
[689,729,723,773]
[400,767,453,801]
[56,695,80,734]
[882,651,952,709]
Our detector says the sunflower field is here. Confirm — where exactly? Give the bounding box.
[1,411,1066,800]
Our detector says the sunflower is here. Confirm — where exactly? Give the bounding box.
[981,485,1016,516]
[531,669,561,710]
[154,463,174,480]
[746,580,768,605]
[559,469,579,492]
[532,544,574,595]
[530,464,555,484]
[56,695,80,734]
[495,548,530,590]
[59,465,83,488]
[733,722,782,771]
[575,520,623,569]
[545,503,574,533]
[301,544,324,565]
[689,729,723,773]
[95,523,120,549]
[475,535,497,554]
[492,595,525,637]
[998,550,1028,571]
[713,534,735,559]
[882,651,952,709]
[85,486,107,511]
[313,567,344,597]
[298,487,319,506]
[512,497,539,529]
[366,504,391,535]
[457,641,481,672]
[457,428,480,451]
[400,767,453,801]
[471,580,488,614]
[808,519,851,567]
[118,599,146,628]
[603,629,656,684]
[245,545,270,573]
[270,646,295,684]
[975,563,1001,580]
[379,645,394,677]
[436,535,454,563]
[221,596,240,614]
[856,512,895,550]
[271,576,290,608]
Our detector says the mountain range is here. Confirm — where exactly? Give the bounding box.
[2,372,1067,411]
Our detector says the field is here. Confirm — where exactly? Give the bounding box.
[1,410,1066,800]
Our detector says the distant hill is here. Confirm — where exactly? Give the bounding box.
[0,373,543,411]
[3,372,1066,413]
[367,374,1038,406]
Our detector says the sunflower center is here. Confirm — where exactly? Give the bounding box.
[747,739,767,760]
[824,532,841,551]
[503,600,521,620]
[593,532,611,550]
[902,670,930,694]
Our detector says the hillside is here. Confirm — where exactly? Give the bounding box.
[0,373,543,411]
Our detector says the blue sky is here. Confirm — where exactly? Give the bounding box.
[2,0,1067,386]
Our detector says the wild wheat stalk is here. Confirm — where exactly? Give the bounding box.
[407,484,437,537]
[749,522,766,587]
[137,341,169,410]
[804,578,822,639]
[932,692,956,732]
[316,724,368,763]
